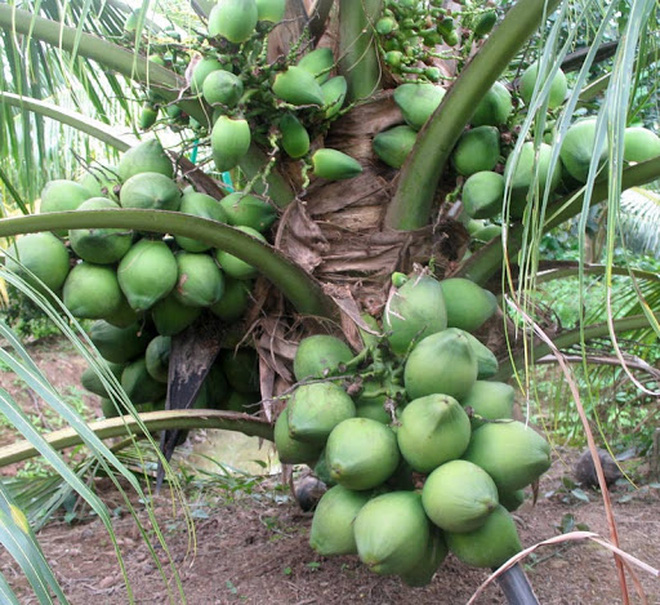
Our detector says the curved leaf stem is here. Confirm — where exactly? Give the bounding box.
[0,409,274,468]
[0,209,338,318]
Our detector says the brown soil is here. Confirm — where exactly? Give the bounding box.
[0,336,658,605]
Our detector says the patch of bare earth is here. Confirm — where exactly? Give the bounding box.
[0,336,658,604]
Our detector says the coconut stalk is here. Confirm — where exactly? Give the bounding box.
[338,0,382,102]
[0,410,274,467]
[0,210,337,318]
[385,0,562,231]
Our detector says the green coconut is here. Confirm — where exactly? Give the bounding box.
[309,485,372,556]
[321,76,347,119]
[89,320,151,364]
[399,526,447,587]
[404,329,478,401]
[354,491,430,576]
[445,504,522,568]
[202,69,244,107]
[121,357,167,404]
[296,47,334,84]
[81,361,125,398]
[279,113,310,159]
[144,335,171,383]
[150,293,202,336]
[118,239,178,312]
[500,489,525,512]
[325,418,400,491]
[274,407,323,465]
[211,116,252,172]
[77,165,121,200]
[39,179,92,214]
[208,277,250,322]
[559,118,607,183]
[504,142,562,218]
[173,252,224,307]
[383,273,447,356]
[69,197,133,264]
[397,394,471,473]
[451,126,500,177]
[117,139,174,181]
[103,294,139,328]
[215,226,266,280]
[462,171,505,219]
[393,82,446,130]
[62,263,123,319]
[207,0,258,43]
[470,81,512,127]
[119,172,181,211]
[287,382,356,445]
[219,192,277,233]
[271,66,325,106]
[463,420,551,492]
[293,335,354,381]
[4,232,70,293]
[422,460,499,533]
[372,125,418,169]
[439,279,498,332]
[461,380,515,427]
[623,126,660,163]
[220,348,259,394]
[174,191,229,252]
[519,62,567,109]
[459,330,499,379]
[100,397,120,418]
[355,398,392,425]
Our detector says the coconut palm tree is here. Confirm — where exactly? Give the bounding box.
[0,0,659,602]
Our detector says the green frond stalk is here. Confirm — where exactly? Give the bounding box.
[338,0,382,102]
[495,312,660,380]
[0,409,274,467]
[0,92,136,152]
[0,209,337,318]
[386,0,562,231]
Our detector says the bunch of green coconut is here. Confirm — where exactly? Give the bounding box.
[140,0,363,182]
[4,139,263,416]
[373,62,660,241]
[274,271,551,586]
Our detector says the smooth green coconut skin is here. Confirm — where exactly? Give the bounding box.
[173,252,225,307]
[274,407,323,465]
[404,329,478,401]
[383,274,447,356]
[62,263,123,319]
[121,358,167,404]
[462,420,551,493]
[325,418,400,491]
[89,320,151,364]
[118,239,178,312]
[439,280,498,333]
[309,485,371,556]
[286,382,355,445]
[422,460,499,533]
[4,232,70,293]
[354,491,430,576]
[293,334,354,381]
[393,82,446,130]
[396,394,472,473]
[119,172,181,211]
[117,139,173,180]
[445,505,522,568]
[69,198,133,264]
[399,526,448,587]
[461,380,515,428]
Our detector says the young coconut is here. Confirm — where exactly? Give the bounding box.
[396,394,472,473]
[309,485,372,556]
[353,491,430,576]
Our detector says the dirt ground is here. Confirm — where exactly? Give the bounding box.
[0,336,658,604]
